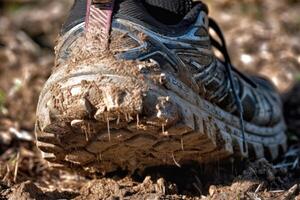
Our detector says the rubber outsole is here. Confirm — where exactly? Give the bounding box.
[35,68,287,174]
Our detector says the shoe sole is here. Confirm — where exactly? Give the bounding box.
[35,65,287,174]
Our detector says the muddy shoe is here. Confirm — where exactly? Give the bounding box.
[35,0,287,174]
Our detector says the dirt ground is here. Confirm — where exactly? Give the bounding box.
[0,0,300,199]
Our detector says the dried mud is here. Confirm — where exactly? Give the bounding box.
[1,0,300,199]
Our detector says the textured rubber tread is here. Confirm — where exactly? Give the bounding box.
[35,71,287,175]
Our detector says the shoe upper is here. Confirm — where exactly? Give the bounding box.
[55,1,284,128]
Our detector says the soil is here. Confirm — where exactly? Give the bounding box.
[0,0,300,199]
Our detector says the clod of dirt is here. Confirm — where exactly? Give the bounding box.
[206,159,299,200]
[2,181,46,200]
[207,180,260,200]
[1,181,79,200]
[75,179,122,200]
[239,158,290,189]
[73,176,187,200]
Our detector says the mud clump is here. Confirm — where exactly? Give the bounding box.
[208,159,299,200]
[2,181,46,200]
[0,181,78,200]
[240,158,290,188]
[74,177,181,200]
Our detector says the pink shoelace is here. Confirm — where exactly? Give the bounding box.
[85,0,116,49]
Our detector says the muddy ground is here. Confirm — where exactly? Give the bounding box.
[0,0,300,199]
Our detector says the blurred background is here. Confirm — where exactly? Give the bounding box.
[0,0,300,198]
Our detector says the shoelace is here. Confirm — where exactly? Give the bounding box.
[85,0,115,49]
[208,18,257,153]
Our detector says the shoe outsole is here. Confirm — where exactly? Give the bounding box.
[35,68,287,175]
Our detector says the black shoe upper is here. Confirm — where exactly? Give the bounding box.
[62,0,87,34]
[62,0,196,34]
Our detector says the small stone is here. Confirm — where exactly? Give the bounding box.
[143,176,152,185]
[156,178,166,195]
[209,185,217,196]
[71,119,84,127]
[159,73,167,85]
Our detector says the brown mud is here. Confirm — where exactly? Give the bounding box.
[1,0,300,199]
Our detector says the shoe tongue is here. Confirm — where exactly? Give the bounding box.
[144,0,193,16]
